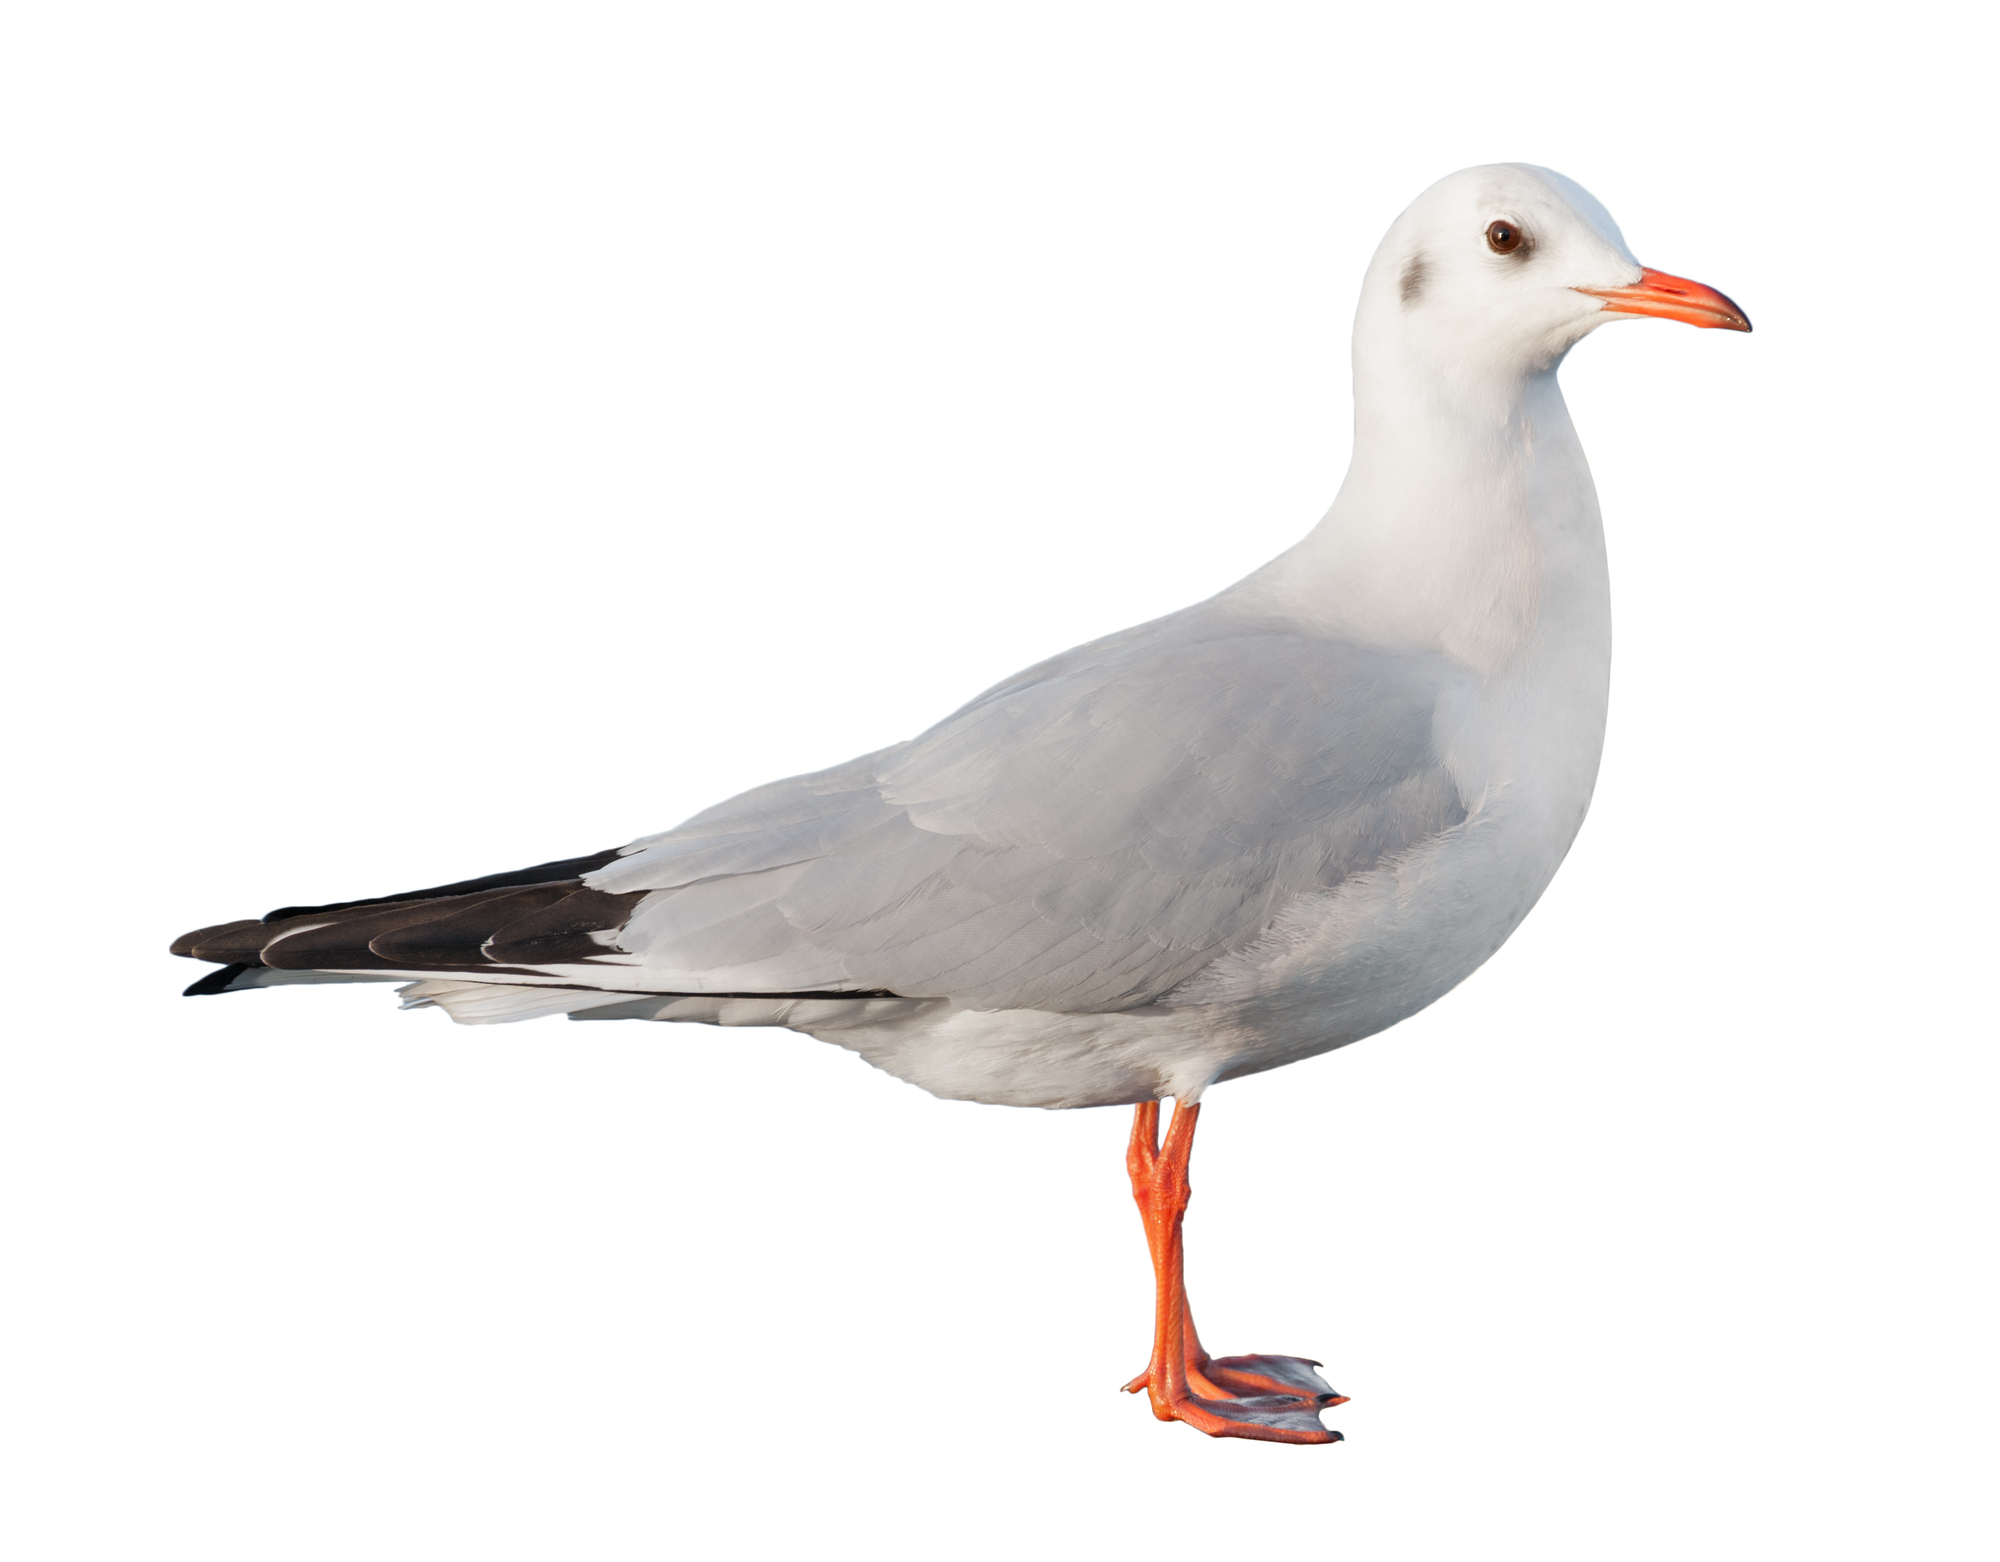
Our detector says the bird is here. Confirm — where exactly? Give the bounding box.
[172,164,1749,1446]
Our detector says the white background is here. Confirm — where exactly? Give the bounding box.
[3,3,1992,1558]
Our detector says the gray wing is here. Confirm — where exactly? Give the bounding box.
[588,606,1469,1012]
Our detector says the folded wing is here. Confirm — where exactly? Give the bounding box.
[588,608,1469,1012]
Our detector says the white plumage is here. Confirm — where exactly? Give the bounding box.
[178,163,1747,1111]
[174,162,1750,1444]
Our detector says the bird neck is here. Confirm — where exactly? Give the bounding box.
[1227,364,1608,680]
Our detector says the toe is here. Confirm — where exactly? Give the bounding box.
[1202,1353,1346,1405]
[1176,1393,1343,1444]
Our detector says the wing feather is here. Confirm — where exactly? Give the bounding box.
[595,606,1469,1012]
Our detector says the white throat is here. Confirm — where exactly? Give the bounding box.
[1228,362,1607,682]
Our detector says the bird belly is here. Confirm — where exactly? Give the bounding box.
[798,1002,1233,1111]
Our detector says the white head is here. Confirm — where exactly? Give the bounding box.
[1355,163,1749,392]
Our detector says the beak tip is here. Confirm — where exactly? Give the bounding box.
[1584,267,1751,335]
[1709,297,1753,334]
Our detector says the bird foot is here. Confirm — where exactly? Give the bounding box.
[1122,1355,1346,1444]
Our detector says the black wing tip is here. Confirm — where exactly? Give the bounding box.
[183,962,252,997]
[260,847,629,923]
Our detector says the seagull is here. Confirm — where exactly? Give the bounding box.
[172,164,1749,1446]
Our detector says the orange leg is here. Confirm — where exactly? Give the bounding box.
[1120,1099,1346,1444]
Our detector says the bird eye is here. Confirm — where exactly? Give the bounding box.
[1486,220,1525,255]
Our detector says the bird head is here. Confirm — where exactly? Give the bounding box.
[1359,163,1749,390]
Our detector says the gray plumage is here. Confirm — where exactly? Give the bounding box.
[172,162,1746,1111]
[590,602,1468,1012]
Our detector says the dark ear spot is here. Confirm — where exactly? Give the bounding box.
[1399,252,1427,308]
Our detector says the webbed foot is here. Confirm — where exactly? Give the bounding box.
[1123,1352,1346,1444]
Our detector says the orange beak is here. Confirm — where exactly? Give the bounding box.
[1578,267,1752,332]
